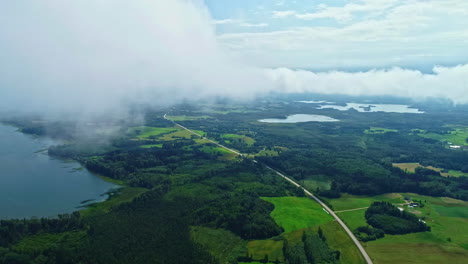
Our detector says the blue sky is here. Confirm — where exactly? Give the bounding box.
[205,0,468,71]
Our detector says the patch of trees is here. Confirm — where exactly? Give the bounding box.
[82,190,215,264]
[193,192,283,239]
[353,226,385,242]
[364,202,430,235]
[0,212,82,247]
[283,229,340,264]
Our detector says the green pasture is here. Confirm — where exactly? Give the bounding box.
[129,126,177,139]
[332,193,468,263]
[261,197,333,233]
[416,125,468,146]
[221,133,256,146]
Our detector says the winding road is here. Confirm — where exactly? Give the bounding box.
[164,114,373,264]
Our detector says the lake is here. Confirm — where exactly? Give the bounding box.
[258,114,339,123]
[316,103,424,113]
[0,123,116,219]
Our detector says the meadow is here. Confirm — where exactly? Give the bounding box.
[416,125,468,146]
[331,193,468,263]
[261,197,333,233]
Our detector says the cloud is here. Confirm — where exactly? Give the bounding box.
[272,10,297,18]
[213,18,242,25]
[213,19,268,28]
[0,0,468,123]
[266,65,468,104]
[239,22,269,28]
[0,0,268,117]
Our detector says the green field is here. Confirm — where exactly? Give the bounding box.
[331,193,468,263]
[261,197,333,233]
[364,127,398,134]
[416,125,468,146]
[221,133,256,146]
[328,193,403,211]
[158,128,206,141]
[247,239,284,262]
[129,126,177,139]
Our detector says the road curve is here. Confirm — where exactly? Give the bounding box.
[164,114,373,264]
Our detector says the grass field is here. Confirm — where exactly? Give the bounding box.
[261,197,333,233]
[331,193,468,263]
[416,125,468,146]
[221,133,256,146]
[247,239,284,262]
[129,126,177,139]
[190,226,247,263]
[158,129,206,141]
[328,193,403,211]
[393,163,468,177]
[364,127,398,134]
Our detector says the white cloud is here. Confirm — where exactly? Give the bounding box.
[266,64,468,104]
[213,19,268,28]
[240,22,269,28]
[0,0,268,116]
[1,0,468,122]
[272,10,297,18]
[213,18,242,25]
[295,0,399,22]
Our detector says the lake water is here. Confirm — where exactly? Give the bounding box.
[0,123,116,219]
[316,103,424,114]
[258,114,339,123]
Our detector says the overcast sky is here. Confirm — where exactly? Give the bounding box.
[0,0,467,116]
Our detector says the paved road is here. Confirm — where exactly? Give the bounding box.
[164,114,373,264]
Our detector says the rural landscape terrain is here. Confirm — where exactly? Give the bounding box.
[1,95,467,264]
[1,0,467,263]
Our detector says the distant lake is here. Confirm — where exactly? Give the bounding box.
[0,123,116,219]
[258,114,339,123]
[315,103,424,114]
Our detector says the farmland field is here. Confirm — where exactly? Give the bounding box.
[331,193,468,263]
[416,125,468,146]
[261,197,333,233]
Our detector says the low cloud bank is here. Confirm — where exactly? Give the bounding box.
[267,65,468,104]
[0,0,467,119]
